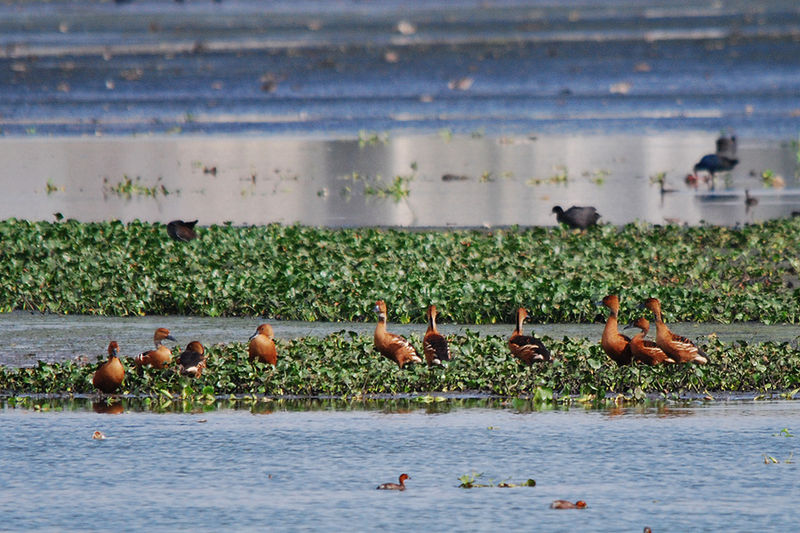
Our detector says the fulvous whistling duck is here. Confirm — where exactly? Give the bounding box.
[377,473,409,491]
[552,205,600,230]
[625,317,675,365]
[134,328,176,369]
[93,341,125,394]
[550,500,587,509]
[423,305,450,367]
[643,298,708,364]
[167,219,198,241]
[249,324,277,365]
[509,307,551,364]
[373,300,423,369]
[597,295,632,365]
[178,341,206,377]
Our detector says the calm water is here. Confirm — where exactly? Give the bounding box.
[1,134,799,228]
[1,400,799,532]
[2,311,798,367]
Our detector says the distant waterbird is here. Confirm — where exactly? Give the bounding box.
[373,300,423,369]
[377,473,409,491]
[167,219,198,241]
[552,205,601,230]
[508,307,551,364]
[93,341,125,393]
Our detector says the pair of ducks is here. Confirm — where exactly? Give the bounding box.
[599,295,708,366]
[94,324,278,394]
[374,301,549,368]
[373,301,451,368]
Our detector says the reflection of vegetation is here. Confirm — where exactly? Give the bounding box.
[358,130,389,147]
[45,180,64,194]
[342,163,416,202]
[761,169,785,188]
[526,165,569,186]
[104,175,171,198]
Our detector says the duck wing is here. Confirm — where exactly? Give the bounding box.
[510,334,551,363]
[424,333,451,364]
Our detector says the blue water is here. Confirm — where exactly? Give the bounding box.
[1,400,799,532]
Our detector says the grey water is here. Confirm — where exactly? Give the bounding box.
[1,311,798,367]
[1,400,799,532]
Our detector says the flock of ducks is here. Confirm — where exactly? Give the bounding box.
[92,296,707,394]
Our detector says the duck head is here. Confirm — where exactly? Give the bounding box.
[107,341,119,359]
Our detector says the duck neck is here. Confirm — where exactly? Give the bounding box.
[603,309,619,337]
[515,312,524,336]
[375,313,387,337]
[427,312,436,334]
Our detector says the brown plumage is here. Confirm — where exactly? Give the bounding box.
[373,300,423,369]
[377,473,409,491]
[248,324,277,365]
[178,341,206,377]
[423,305,450,367]
[626,317,675,365]
[93,341,125,394]
[598,294,632,365]
[643,298,708,364]
[550,500,587,509]
[508,307,551,364]
[166,219,198,242]
[134,327,176,369]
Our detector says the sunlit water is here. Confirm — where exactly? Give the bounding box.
[2,311,798,367]
[1,400,799,532]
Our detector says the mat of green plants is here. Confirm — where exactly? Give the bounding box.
[1,332,798,400]
[1,218,799,323]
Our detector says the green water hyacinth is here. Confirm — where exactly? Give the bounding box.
[1,333,800,399]
[1,218,800,322]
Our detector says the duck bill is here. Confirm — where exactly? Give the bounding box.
[166,335,177,342]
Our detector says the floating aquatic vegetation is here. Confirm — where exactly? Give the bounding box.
[1,219,800,323]
[358,130,389,147]
[2,333,800,399]
[458,472,536,488]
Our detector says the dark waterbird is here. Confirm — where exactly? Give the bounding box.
[551,206,600,230]
[167,219,198,241]
[693,154,738,177]
[715,134,737,159]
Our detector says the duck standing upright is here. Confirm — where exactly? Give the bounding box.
[373,300,423,369]
[93,341,125,394]
[423,305,450,367]
[508,307,551,364]
[597,295,632,365]
[134,328,177,369]
[625,317,675,365]
[643,298,708,364]
[248,324,277,365]
[178,341,207,377]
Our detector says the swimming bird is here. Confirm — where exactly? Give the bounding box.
[552,205,601,230]
[373,300,423,369]
[134,328,177,369]
[625,317,675,365]
[178,341,207,377]
[508,307,551,364]
[423,305,450,367]
[642,298,708,364]
[167,219,198,241]
[93,341,125,394]
[377,473,409,491]
[550,500,587,509]
[597,294,632,365]
[248,324,277,365]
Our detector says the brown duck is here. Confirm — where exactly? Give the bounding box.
[423,305,450,367]
[373,300,422,369]
[597,294,632,365]
[626,317,675,365]
[643,298,708,364]
[508,307,551,364]
[134,328,177,369]
[93,341,125,394]
[249,324,277,365]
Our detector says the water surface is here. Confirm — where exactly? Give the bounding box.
[1,400,799,532]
